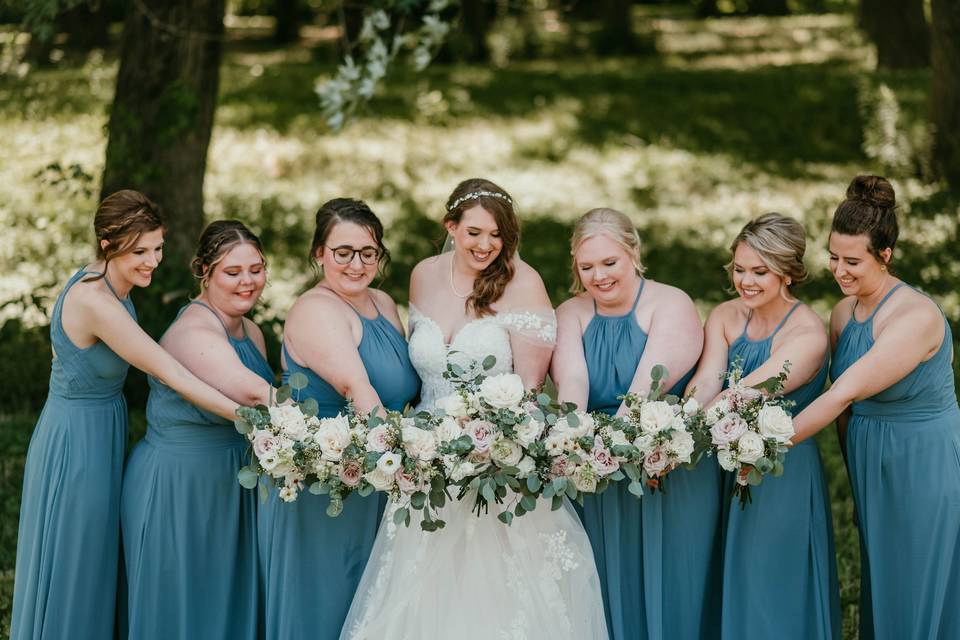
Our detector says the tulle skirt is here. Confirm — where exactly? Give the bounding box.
[340,493,609,640]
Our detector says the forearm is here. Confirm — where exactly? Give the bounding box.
[792,388,853,445]
[343,381,385,417]
[555,374,589,411]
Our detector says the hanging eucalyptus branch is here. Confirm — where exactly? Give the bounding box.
[315,0,458,132]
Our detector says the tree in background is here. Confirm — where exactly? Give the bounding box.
[597,0,637,56]
[858,0,930,69]
[931,0,960,190]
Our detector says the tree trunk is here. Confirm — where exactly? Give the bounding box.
[931,0,960,189]
[859,0,930,69]
[596,0,635,56]
[62,2,110,50]
[747,0,790,15]
[273,0,301,44]
[695,0,721,18]
[459,0,491,62]
[101,0,226,264]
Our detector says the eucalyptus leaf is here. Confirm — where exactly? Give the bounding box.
[551,495,564,511]
[309,481,329,495]
[481,482,496,503]
[520,494,537,512]
[526,475,541,493]
[393,506,409,525]
[326,500,343,517]
[234,417,253,435]
[237,467,259,489]
[628,480,645,497]
[482,355,497,370]
[498,511,514,525]
[275,385,292,404]
[299,397,319,418]
[288,372,308,391]
[411,492,427,509]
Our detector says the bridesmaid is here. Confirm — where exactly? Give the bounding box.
[792,176,960,639]
[687,212,840,640]
[120,221,275,638]
[258,199,420,640]
[11,191,243,639]
[552,208,716,640]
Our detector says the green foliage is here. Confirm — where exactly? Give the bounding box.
[0,319,51,412]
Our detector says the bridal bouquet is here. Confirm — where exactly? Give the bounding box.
[694,362,795,507]
[431,355,548,525]
[234,372,368,514]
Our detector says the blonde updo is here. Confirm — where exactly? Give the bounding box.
[727,212,808,295]
[569,208,645,294]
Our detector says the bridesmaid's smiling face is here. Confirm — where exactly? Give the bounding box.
[731,242,784,310]
[205,242,267,317]
[828,232,891,297]
[574,233,639,307]
[105,227,164,289]
[317,221,380,296]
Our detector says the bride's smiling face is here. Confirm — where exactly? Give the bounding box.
[446,205,503,273]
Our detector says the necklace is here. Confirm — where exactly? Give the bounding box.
[449,257,472,299]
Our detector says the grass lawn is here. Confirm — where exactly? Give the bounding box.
[1,8,958,637]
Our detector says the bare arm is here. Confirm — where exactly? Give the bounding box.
[163,317,275,408]
[616,288,703,415]
[285,293,384,416]
[84,293,241,420]
[685,304,732,406]
[737,321,828,396]
[552,300,590,410]
[792,304,943,443]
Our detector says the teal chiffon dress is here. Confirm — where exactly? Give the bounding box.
[577,280,723,640]
[832,283,960,639]
[11,269,135,639]
[721,302,840,640]
[119,301,275,638]
[258,301,420,640]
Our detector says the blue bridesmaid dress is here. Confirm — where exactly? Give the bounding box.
[577,280,723,640]
[11,269,135,639]
[119,301,274,638]
[258,300,420,640]
[720,302,840,640]
[832,283,960,640]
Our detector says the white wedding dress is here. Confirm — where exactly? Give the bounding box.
[339,306,609,640]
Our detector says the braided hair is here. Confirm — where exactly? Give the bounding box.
[191,220,266,291]
[85,190,164,282]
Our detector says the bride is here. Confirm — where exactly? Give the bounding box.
[340,179,608,640]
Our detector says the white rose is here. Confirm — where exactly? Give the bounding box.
[364,467,396,491]
[757,405,795,443]
[490,437,523,467]
[435,393,470,419]
[516,456,536,477]
[716,447,738,472]
[365,425,391,453]
[479,373,526,409]
[607,428,630,447]
[639,401,677,434]
[433,416,463,444]
[269,404,307,434]
[450,460,477,482]
[682,397,701,417]
[375,451,402,475]
[316,416,352,461]
[710,413,748,446]
[514,417,545,447]
[667,430,695,463]
[736,430,765,464]
[402,426,438,462]
[633,432,655,453]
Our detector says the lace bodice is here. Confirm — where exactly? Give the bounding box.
[407,305,556,412]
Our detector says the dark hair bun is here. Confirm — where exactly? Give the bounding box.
[845,175,896,209]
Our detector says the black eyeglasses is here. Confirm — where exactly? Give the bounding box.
[326,245,381,265]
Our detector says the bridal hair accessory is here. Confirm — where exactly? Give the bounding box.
[447,190,513,211]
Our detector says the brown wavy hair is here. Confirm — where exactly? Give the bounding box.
[831,175,898,265]
[191,220,266,291]
[85,189,165,282]
[444,178,519,317]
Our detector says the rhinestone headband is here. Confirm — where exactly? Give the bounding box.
[447,190,513,211]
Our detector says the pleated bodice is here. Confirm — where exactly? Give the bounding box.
[281,310,420,416]
[48,269,136,401]
[144,302,275,451]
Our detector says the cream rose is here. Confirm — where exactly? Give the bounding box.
[514,417,545,447]
[716,447,738,472]
[639,401,678,434]
[402,425,438,462]
[435,393,470,419]
[735,430,765,464]
[365,425,391,453]
[572,464,598,493]
[364,467,396,491]
[682,397,701,417]
[479,373,526,409]
[757,405,795,443]
[464,419,497,454]
[433,416,463,444]
[667,430,695,463]
[516,456,536,477]
[316,416,352,461]
[710,413,748,446]
[450,460,477,482]
[491,436,523,467]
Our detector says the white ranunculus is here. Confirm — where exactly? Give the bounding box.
[682,397,701,417]
[479,373,526,409]
[757,405,795,443]
[667,430,695,463]
[402,425,438,462]
[710,413,748,446]
[316,416,352,461]
[434,416,463,444]
[736,430,765,464]
[450,460,477,482]
[514,415,544,446]
[491,437,523,467]
[639,401,677,433]
[366,425,391,453]
[516,456,536,477]
[716,447,738,472]
[375,451,402,475]
[435,393,470,419]
[364,467,396,491]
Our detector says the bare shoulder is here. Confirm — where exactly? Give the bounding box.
[705,298,743,330]
[287,287,349,327]
[643,279,696,313]
[369,288,398,314]
[879,284,942,332]
[830,296,857,330]
[503,259,550,305]
[556,293,593,323]
[411,255,444,284]
[779,304,828,350]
